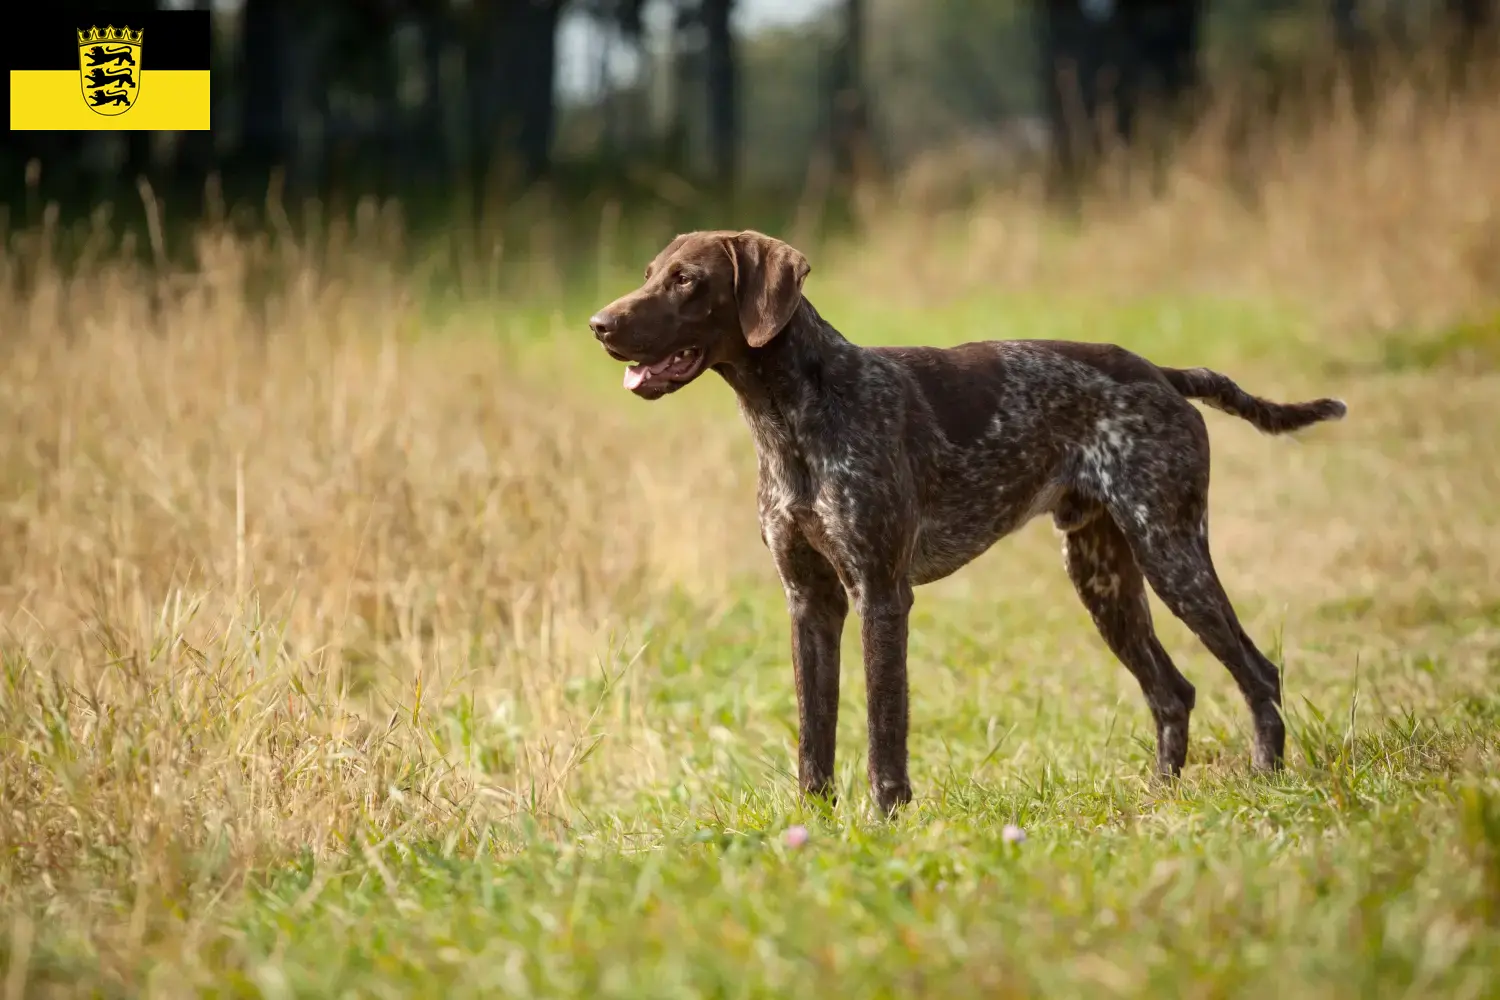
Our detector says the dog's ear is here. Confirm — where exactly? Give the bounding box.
[725,231,810,348]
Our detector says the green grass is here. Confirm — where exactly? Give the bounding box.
[3,257,1499,998]
[228,734,1500,1000]
[25,586,1500,998]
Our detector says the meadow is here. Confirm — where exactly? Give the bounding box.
[2,74,1500,998]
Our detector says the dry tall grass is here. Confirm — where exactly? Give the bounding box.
[1,63,1498,990]
[855,65,1500,339]
[0,216,768,971]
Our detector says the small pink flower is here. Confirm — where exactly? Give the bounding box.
[1002,823,1026,845]
[784,824,810,849]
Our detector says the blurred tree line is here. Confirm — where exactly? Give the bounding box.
[0,0,1493,228]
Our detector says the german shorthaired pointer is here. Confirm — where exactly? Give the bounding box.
[589,230,1346,815]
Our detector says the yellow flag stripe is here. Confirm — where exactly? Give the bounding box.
[10,70,210,130]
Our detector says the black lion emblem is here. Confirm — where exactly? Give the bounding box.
[85,45,135,68]
[85,68,135,89]
[89,88,132,108]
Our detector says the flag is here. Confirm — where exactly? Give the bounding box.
[8,9,211,131]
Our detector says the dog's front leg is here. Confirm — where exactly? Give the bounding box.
[857,580,915,815]
[772,528,849,802]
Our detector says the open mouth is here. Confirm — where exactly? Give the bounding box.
[619,347,706,396]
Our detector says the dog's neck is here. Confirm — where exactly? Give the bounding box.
[717,297,863,458]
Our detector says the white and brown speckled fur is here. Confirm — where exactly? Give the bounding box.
[589,230,1348,815]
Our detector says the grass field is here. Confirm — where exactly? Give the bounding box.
[3,81,1500,998]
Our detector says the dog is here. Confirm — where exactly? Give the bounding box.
[589,230,1346,814]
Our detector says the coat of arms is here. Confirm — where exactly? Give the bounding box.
[78,24,143,116]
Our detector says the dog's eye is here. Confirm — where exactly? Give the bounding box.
[675,272,695,288]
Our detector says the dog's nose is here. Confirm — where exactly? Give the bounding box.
[589,311,616,340]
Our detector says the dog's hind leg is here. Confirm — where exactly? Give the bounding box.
[1119,508,1286,772]
[1058,502,1196,778]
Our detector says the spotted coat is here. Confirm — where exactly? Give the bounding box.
[589,230,1348,814]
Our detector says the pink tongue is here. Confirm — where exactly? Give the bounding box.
[625,355,679,390]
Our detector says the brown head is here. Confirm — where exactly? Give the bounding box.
[588,230,811,399]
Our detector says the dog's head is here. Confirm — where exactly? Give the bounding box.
[588,230,810,399]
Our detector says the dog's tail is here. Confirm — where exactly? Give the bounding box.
[1161,366,1347,435]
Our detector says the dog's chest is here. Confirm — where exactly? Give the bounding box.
[751,434,876,562]
[754,446,837,536]
[748,410,1059,578]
